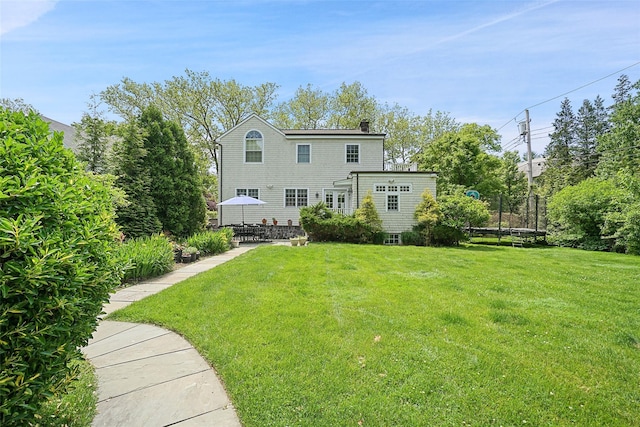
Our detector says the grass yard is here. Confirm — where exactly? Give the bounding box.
[109,244,640,426]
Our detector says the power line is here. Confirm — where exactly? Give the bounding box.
[496,61,640,132]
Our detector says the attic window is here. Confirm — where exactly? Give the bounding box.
[245,130,263,163]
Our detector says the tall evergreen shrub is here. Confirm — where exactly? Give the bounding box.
[139,106,207,238]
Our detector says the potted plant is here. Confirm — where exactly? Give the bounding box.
[299,236,308,246]
[262,218,267,225]
[287,219,293,226]
[183,246,198,262]
[172,243,184,263]
[289,237,299,246]
[272,217,278,226]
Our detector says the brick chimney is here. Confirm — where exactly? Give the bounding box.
[359,120,370,133]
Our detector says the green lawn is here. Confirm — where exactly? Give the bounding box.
[109,244,640,426]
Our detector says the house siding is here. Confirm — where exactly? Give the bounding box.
[218,115,384,225]
[351,172,437,234]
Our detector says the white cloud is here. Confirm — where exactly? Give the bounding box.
[0,0,58,36]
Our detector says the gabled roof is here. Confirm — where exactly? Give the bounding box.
[216,113,386,141]
[41,115,78,152]
[216,113,285,142]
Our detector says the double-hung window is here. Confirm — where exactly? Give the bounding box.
[387,194,399,211]
[236,188,259,199]
[285,189,308,207]
[346,144,359,163]
[297,144,311,163]
[245,130,263,163]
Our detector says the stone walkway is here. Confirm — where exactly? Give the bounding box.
[82,243,261,426]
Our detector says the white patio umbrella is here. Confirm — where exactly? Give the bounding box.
[217,195,267,225]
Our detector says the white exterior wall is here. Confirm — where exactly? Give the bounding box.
[352,172,437,234]
[218,115,384,225]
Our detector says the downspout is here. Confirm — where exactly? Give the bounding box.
[218,143,223,226]
[355,172,360,209]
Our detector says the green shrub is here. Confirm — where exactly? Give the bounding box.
[0,109,122,425]
[186,229,232,255]
[548,178,625,250]
[300,207,383,244]
[431,224,467,246]
[431,193,490,245]
[117,234,174,283]
[401,230,425,246]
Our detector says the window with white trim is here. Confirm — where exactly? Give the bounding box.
[399,184,411,192]
[297,144,310,163]
[346,144,359,163]
[236,188,259,198]
[285,189,308,207]
[245,130,263,163]
[388,184,398,192]
[385,234,401,245]
[387,194,399,211]
[374,184,386,192]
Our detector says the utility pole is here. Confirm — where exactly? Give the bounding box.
[525,109,534,229]
[525,109,533,191]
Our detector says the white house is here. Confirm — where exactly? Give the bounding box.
[216,114,437,242]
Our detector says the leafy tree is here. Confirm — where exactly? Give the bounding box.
[328,81,378,129]
[0,98,38,114]
[110,121,162,238]
[417,123,503,199]
[0,109,122,424]
[138,106,207,238]
[73,94,115,173]
[101,69,279,174]
[271,84,330,129]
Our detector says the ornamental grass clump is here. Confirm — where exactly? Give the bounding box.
[0,109,122,425]
[186,229,232,256]
[117,234,174,283]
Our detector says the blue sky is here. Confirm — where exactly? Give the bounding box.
[1,0,639,155]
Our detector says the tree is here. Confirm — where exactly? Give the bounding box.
[547,178,625,250]
[0,109,121,424]
[413,189,441,244]
[355,190,383,230]
[328,81,378,129]
[540,98,577,196]
[110,121,162,238]
[572,96,608,181]
[0,98,38,114]
[73,94,115,173]
[500,151,528,226]
[417,123,503,199]
[377,103,419,165]
[138,106,207,237]
[101,70,279,175]
[597,78,640,178]
[271,84,330,129]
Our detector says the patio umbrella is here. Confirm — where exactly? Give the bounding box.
[217,195,267,224]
